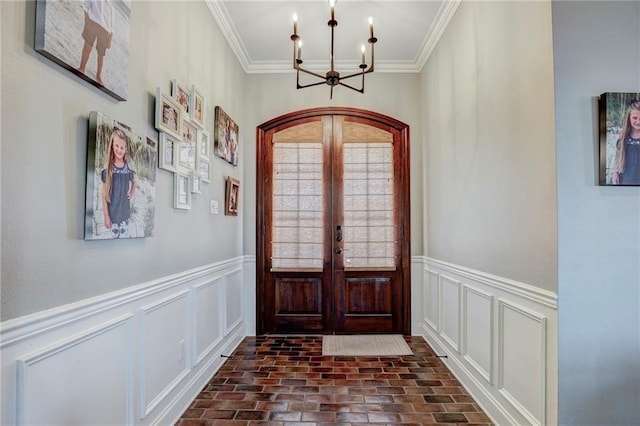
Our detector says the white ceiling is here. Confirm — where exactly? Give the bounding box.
[205,0,461,74]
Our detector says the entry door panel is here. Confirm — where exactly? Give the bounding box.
[333,117,401,333]
[269,118,331,333]
[257,108,410,335]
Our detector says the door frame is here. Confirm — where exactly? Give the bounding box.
[256,107,411,335]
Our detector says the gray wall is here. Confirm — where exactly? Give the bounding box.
[1,1,246,321]
[553,1,640,424]
[419,0,558,292]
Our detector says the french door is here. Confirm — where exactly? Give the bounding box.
[256,108,410,335]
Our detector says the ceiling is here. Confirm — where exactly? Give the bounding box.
[205,0,461,74]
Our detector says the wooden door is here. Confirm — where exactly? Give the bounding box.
[257,108,410,335]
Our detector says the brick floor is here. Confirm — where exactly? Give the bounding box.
[175,335,493,425]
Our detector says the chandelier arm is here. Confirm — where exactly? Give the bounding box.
[338,80,365,94]
[297,80,329,89]
[296,66,327,81]
[340,70,370,81]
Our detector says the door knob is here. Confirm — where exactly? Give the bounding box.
[336,247,344,254]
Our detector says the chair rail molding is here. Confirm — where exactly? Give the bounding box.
[0,256,251,426]
[416,256,557,426]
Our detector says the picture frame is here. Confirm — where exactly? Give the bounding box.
[191,171,202,194]
[214,106,239,166]
[155,87,183,140]
[198,159,211,184]
[191,86,206,128]
[225,177,240,216]
[198,129,210,161]
[158,132,179,172]
[35,0,130,101]
[84,111,157,239]
[178,119,197,171]
[171,79,191,114]
[598,92,640,186]
[174,171,192,210]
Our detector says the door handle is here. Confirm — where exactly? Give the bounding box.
[336,247,349,254]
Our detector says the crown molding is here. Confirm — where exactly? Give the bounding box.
[416,0,462,70]
[205,0,461,74]
[204,0,251,72]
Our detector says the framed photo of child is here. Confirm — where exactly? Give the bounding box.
[85,111,157,240]
[598,92,640,185]
[191,86,206,128]
[35,0,130,101]
[155,88,183,140]
[225,177,240,216]
[171,79,191,114]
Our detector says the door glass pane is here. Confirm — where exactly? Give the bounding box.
[343,139,395,269]
[271,141,324,270]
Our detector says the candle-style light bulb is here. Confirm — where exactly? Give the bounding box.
[297,40,302,60]
[361,44,366,64]
[368,16,374,39]
[329,0,336,21]
[293,13,298,36]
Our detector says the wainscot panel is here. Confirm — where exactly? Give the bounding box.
[0,257,249,426]
[17,315,134,425]
[419,257,557,426]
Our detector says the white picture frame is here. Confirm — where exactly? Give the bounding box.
[158,132,179,172]
[155,87,182,140]
[198,159,211,184]
[191,171,202,194]
[198,129,210,161]
[179,119,197,172]
[171,79,191,114]
[174,172,192,210]
[191,85,206,128]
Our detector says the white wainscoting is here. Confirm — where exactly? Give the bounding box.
[418,257,558,426]
[0,256,252,426]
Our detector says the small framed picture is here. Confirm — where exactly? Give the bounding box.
[158,132,179,172]
[171,79,191,114]
[191,172,202,194]
[225,176,240,216]
[198,159,211,183]
[155,88,182,140]
[179,119,198,171]
[174,172,192,210]
[191,86,206,128]
[214,106,239,166]
[198,129,210,161]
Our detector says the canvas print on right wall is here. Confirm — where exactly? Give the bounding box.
[599,92,640,185]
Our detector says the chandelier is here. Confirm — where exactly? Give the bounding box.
[290,0,377,99]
